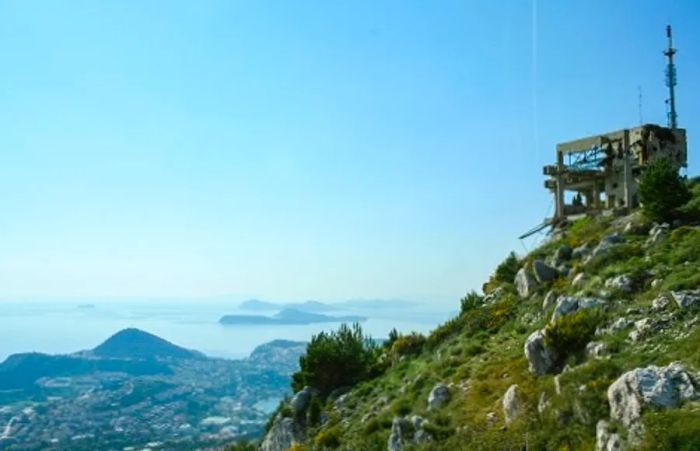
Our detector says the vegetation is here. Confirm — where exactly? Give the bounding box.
[291,323,377,398]
[268,199,700,450]
[638,158,691,222]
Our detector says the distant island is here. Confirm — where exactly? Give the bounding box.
[219,308,367,326]
[239,299,340,313]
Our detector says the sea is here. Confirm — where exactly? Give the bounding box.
[0,300,455,363]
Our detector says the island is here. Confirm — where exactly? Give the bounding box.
[219,308,367,326]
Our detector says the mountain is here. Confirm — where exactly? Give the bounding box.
[92,328,203,360]
[247,340,307,374]
[239,299,279,310]
[258,196,700,450]
[219,308,367,325]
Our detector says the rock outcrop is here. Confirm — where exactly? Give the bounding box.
[607,362,696,429]
[524,330,557,376]
[515,268,538,298]
[595,420,622,451]
[502,384,521,425]
[427,383,450,410]
[387,415,432,451]
[671,290,700,309]
[551,296,605,323]
[532,259,558,283]
[261,416,299,451]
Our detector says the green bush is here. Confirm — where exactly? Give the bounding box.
[494,252,519,283]
[390,332,426,358]
[308,397,322,427]
[639,158,691,222]
[314,425,341,448]
[292,323,377,398]
[640,409,700,451]
[544,309,602,363]
[460,291,483,314]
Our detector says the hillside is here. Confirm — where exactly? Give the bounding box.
[92,328,203,359]
[252,180,700,450]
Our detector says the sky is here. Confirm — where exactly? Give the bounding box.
[0,0,699,305]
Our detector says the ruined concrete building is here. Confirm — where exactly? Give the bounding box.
[544,124,688,220]
[542,25,688,223]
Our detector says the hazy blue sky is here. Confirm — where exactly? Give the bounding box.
[1,1,698,304]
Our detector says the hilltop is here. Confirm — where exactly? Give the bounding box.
[92,328,203,360]
[251,178,700,451]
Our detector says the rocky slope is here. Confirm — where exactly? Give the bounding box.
[256,204,700,450]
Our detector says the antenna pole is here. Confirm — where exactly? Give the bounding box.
[664,25,678,129]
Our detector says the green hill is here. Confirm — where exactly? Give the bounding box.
[249,179,700,451]
[93,328,203,359]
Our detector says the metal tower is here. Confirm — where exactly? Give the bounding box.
[664,25,678,129]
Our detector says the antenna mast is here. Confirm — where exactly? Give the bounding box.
[664,25,678,129]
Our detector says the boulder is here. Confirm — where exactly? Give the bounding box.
[515,267,539,298]
[502,384,521,425]
[291,386,314,414]
[605,275,634,293]
[483,286,504,305]
[551,296,605,323]
[571,272,586,287]
[388,417,404,451]
[542,290,558,310]
[586,341,607,358]
[628,318,658,342]
[645,223,670,247]
[260,416,297,451]
[532,259,558,283]
[597,317,632,336]
[554,244,572,263]
[671,290,700,309]
[572,242,593,259]
[585,234,622,263]
[427,384,450,410]
[607,362,696,428]
[524,329,557,376]
[595,420,622,451]
[651,294,671,312]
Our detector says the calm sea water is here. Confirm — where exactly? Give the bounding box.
[0,300,454,362]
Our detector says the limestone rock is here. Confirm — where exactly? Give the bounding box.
[605,274,633,293]
[524,329,557,376]
[515,267,538,298]
[628,318,657,342]
[595,420,622,451]
[607,362,696,428]
[291,386,314,414]
[551,296,605,323]
[554,244,572,263]
[260,416,297,451]
[571,272,586,287]
[427,384,450,410]
[651,294,671,312]
[586,341,607,358]
[388,416,432,451]
[502,384,521,425]
[388,417,404,451]
[671,290,700,309]
[483,286,504,305]
[542,290,558,310]
[572,242,593,259]
[532,259,558,283]
[645,223,670,247]
[585,234,622,263]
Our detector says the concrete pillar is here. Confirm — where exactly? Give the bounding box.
[622,130,633,209]
[555,151,565,219]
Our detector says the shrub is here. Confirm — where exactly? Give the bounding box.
[292,323,377,398]
[390,332,426,358]
[640,409,700,451]
[544,308,602,363]
[494,252,520,283]
[224,441,257,451]
[314,426,341,448]
[308,397,322,427]
[639,158,691,222]
[460,291,483,314]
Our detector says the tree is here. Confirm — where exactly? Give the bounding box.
[639,158,691,222]
[494,252,519,284]
[291,323,376,398]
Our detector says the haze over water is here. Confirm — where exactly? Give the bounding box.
[0,300,453,362]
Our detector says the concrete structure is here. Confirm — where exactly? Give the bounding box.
[544,124,687,220]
